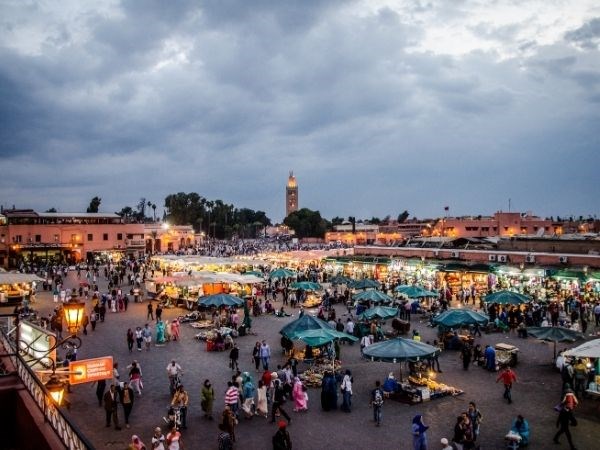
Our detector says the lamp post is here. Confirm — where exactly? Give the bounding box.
[45,374,65,406]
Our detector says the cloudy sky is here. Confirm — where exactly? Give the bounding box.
[1,0,599,223]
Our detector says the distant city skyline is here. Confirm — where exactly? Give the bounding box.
[1,1,599,221]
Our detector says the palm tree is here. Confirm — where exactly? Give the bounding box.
[152,204,157,222]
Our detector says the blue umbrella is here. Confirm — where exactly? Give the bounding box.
[483,290,531,305]
[353,290,395,304]
[395,285,438,298]
[350,279,381,290]
[198,293,244,307]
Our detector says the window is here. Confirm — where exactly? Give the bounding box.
[14,235,22,243]
[481,227,489,231]
[117,233,123,240]
[35,234,41,242]
[87,234,93,242]
[53,234,59,242]
[103,233,108,241]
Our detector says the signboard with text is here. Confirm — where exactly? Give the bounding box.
[69,356,113,385]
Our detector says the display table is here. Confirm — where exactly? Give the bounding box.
[496,343,519,366]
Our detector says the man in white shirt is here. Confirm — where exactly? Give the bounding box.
[345,318,355,338]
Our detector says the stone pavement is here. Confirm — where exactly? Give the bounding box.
[30,272,599,450]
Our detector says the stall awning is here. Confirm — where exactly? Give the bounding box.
[0,273,44,284]
[441,262,493,273]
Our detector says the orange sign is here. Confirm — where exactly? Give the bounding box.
[69,356,113,385]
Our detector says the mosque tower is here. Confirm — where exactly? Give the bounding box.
[286,171,298,217]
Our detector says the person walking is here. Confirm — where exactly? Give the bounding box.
[103,384,122,430]
[128,361,143,395]
[411,414,429,450]
[221,405,237,443]
[94,378,106,407]
[229,344,240,371]
[466,401,483,441]
[127,328,134,353]
[371,381,384,427]
[496,365,517,404]
[553,405,578,450]
[270,379,291,424]
[90,310,97,331]
[171,319,180,341]
[152,427,166,450]
[165,424,184,450]
[135,326,143,352]
[118,381,135,428]
[260,340,271,371]
[142,323,152,351]
[340,369,353,413]
[201,379,215,420]
[256,379,269,418]
[225,381,240,418]
[147,303,154,321]
[252,342,262,372]
[461,344,472,370]
[171,385,189,430]
[272,421,292,450]
[156,304,163,322]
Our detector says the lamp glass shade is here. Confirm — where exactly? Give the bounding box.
[46,377,65,406]
[63,302,85,334]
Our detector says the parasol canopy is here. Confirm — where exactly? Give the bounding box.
[528,327,585,358]
[432,309,489,328]
[280,314,330,340]
[394,285,438,298]
[292,328,358,347]
[483,290,532,305]
[329,275,353,285]
[358,306,399,321]
[290,281,322,291]
[349,279,381,290]
[564,338,600,359]
[198,293,244,307]
[353,290,395,304]
[269,268,297,280]
[362,338,440,362]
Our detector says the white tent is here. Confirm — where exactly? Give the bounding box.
[0,273,44,285]
[564,339,600,359]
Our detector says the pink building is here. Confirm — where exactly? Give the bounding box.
[432,211,561,238]
[0,210,145,268]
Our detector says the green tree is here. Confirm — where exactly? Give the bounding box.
[45,207,57,213]
[369,217,381,224]
[86,196,101,213]
[397,210,409,223]
[285,208,328,238]
[348,216,356,233]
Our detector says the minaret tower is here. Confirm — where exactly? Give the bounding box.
[286,171,298,217]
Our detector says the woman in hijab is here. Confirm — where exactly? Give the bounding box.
[130,434,146,450]
[292,377,307,412]
[411,414,429,450]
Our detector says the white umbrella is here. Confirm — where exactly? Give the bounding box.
[564,339,600,359]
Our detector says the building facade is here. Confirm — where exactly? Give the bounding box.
[431,211,559,238]
[144,224,198,254]
[0,210,145,268]
[285,171,298,217]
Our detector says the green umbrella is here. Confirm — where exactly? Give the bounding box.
[395,285,438,298]
[527,326,584,359]
[329,275,353,285]
[362,338,440,379]
[280,314,331,340]
[358,306,399,321]
[290,281,322,291]
[432,309,489,329]
[353,290,395,304]
[350,279,381,290]
[483,290,531,305]
[292,328,358,347]
[269,268,297,280]
[198,293,244,307]
[244,270,264,278]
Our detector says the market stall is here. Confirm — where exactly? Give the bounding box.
[432,309,489,347]
[362,338,462,404]
[527,326,584,359]
[0,273,43,305]
[495,343,519,367]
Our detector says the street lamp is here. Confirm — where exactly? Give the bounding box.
[45,375,65,406]
[63,301,86,334]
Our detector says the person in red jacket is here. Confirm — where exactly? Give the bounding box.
[496,366,517,404]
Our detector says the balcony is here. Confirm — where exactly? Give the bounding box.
[125,239,145,248]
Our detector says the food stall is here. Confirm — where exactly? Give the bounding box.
[495,343,519,367]
[0,273,42,306]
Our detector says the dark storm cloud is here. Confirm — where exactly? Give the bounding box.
[0,1,599,220]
